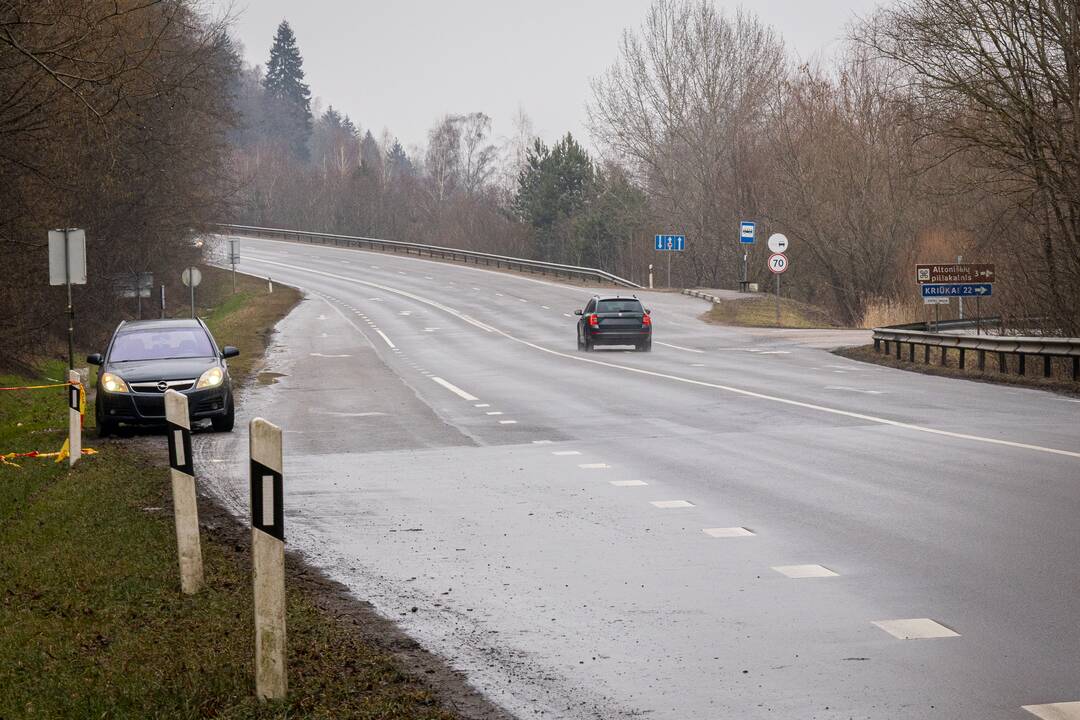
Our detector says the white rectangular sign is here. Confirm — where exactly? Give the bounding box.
[923,296,950,305]
[48,229,87,285]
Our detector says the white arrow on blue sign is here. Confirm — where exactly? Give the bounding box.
[739,221,756,244]
[921,283,993,297]
[655,234,686,251]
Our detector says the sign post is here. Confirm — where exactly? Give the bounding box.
[767,234,790,328]
[49,229,87,370]
[654,234,686,288]
[67,370,82,467]
[229,239,239,294]
[250,417,286,701]
[164,390,204,595]
[739,221,756,292]
[181,267,202,319]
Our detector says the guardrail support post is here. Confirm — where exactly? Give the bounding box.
[924,345,931,364]
[978,350,986,371]
[250,417,286,701]
[941,347,949,366]
[164,390,204,595]
[874,338,880,352]
[1043,356,1052,378]
[959,348,966,370]
[895,341,901,360]
[908,343,915,362]
[884,340,890,355]
[999,352,1007,373]
[1073,357,1079,381]
[1018,354,1026,376]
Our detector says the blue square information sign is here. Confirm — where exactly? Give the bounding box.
[739,221,756,244]
[921,283,992,298]
[655,234,685,251]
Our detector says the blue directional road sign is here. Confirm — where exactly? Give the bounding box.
[921,283,993,298]
[739,221,756,244]
[655,234,685,251]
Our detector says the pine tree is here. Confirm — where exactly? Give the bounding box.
[263,20,312,160]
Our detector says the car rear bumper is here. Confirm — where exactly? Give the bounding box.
[98,386,230,424]
[589,330,651,345]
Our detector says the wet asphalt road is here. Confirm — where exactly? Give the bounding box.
[201,236,1080,720]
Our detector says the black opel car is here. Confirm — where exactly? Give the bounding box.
[575,295,652,351]
[87,318,239,437]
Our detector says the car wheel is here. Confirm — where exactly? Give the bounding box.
[584,337,594,352]
[211,394,235,432]
[95,402,114,438]
[577,330,585,351]
[641,339,652,352]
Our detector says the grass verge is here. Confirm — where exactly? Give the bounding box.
[703,295,840,329]
[836,344,1080,397]
[0,272,472,719]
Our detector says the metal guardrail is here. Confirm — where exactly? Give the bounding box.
[873,317,1080,380]
[215,224,642,289]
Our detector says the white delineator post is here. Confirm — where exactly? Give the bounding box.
[164,389,204,594]
[250,417,286,700]
[67,370,81,467]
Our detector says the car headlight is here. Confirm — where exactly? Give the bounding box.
[196,367,224,389]
[100,372,129,393]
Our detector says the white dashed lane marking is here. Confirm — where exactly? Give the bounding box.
[871,618,959,640]
[656,341,705,353]
[474,403,490,408]
[552,451,581,456]
[610,480,648,487]
[703,527,754,538]
[578,463,610,469]
[485,411,504,416]
[498,420,517,424]
[650,500,694,509]
[430,377,479,402]
[1023,702,1080,719]
[772,564,838,578]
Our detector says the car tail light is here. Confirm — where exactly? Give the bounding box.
[642,314,651,326]
[588,314,599,327]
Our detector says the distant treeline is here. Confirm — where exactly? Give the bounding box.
[3,0,1077,369]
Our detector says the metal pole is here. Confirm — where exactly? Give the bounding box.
[775,272,781,327]
[976,296,981,335]
[160,284,166,319]
[64,228,74,370]
[136,274,142,320]
[934,303,940,332]
[189,269,195,319]
[667,251,671,288]
[231,239,237,294]
[957,255,964,320]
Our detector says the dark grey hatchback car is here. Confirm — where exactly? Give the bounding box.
[575,295,652,351]
[87,318,239,437]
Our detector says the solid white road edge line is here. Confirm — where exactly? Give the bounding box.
[250,256,1080,461]
[375,329,396,348]
[430,377,479,402]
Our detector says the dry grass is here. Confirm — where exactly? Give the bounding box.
[705,295,840,329]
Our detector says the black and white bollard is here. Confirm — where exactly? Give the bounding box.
[67,370,81,467]
[250,417,286,700]
[165,389,204,594]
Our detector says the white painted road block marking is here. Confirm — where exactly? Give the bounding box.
[772,564,838,578]
[250,417,286,700]
[651,500,694,508]
[703,527,754,538]
[871,618,959,640]
[164,390,203,595]
[1023,702,1080,719]
[610,480,648,487]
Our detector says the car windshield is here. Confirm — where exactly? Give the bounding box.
[596,299,643,313]
[109,328,214,362]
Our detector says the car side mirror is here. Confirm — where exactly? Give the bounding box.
[86,353,103,366]
[221,346,240,359]
[574,309,583,316]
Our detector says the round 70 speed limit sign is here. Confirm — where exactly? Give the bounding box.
[768,253,789,274]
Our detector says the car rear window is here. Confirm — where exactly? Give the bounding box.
[596,299,643,313]
[109,328,215,361]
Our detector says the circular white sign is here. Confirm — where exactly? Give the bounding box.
[768,253,789,274]
[767,233,789,254]
[181,267,202,288]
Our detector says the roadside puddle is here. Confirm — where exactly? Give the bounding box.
[257,372,286,385]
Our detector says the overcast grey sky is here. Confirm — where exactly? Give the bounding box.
[217,1,885,150]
